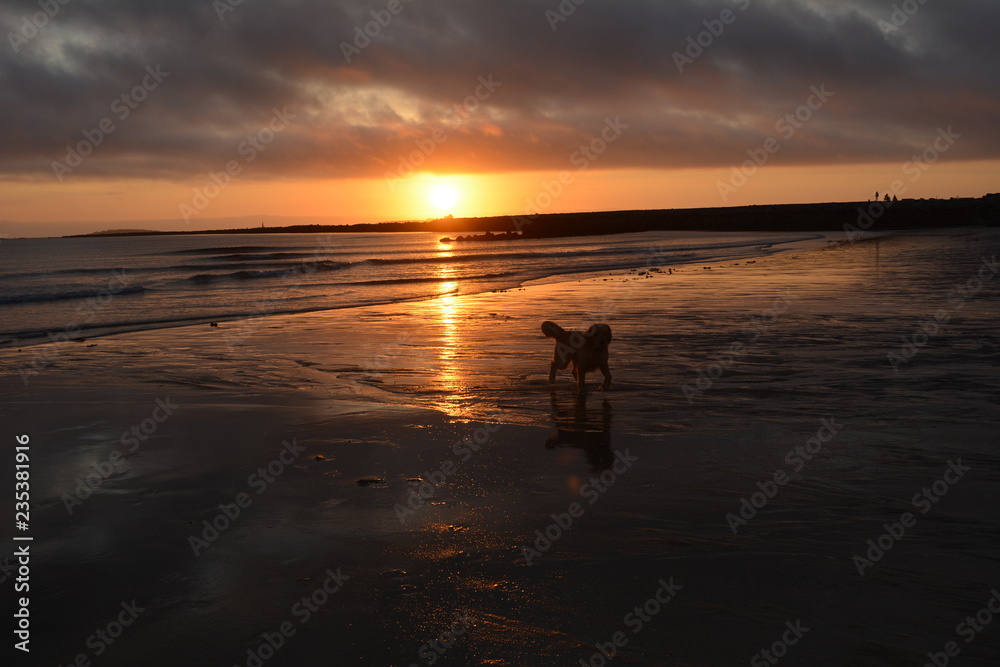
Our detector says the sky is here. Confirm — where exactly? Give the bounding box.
[1,0,997,236]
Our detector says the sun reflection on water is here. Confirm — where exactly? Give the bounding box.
[432,263,470,415]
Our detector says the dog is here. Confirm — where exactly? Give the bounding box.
[541,321,612,392]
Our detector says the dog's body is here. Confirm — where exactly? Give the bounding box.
[541,321,612,392]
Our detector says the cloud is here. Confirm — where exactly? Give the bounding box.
[1,0,997,183]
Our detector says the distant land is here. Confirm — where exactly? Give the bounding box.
[67,196,1000,241]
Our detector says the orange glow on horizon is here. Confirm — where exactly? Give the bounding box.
[1,160,998,235]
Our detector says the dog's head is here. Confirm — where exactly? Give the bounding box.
[584,323,612,350]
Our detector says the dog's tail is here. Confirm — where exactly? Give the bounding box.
[541,321,565,339]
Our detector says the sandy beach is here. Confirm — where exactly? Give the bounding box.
[2,228,999,666]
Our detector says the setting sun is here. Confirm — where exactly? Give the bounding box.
[428,183,460,214]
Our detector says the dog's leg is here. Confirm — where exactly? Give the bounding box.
[577,367,587,394]
[548,360,557,384]
[599,361,612,390]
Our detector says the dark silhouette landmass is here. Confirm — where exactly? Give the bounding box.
[68,196,999,240]
[439,230,523,243]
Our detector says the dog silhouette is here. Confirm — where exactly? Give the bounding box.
[541,321,612,393]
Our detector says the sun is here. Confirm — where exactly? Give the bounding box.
[428,183,460,214]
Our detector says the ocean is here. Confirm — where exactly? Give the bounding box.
[0,230,824,347]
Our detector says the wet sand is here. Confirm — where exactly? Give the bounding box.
[2,228,999,666]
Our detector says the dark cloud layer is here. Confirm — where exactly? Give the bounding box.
[1,0,997,182]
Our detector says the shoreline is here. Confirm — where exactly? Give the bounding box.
[0,228,830,350]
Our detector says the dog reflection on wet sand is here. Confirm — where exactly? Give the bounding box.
[545,393,614,471]
[541,320,612,393]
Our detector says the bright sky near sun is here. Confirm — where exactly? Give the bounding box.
[1,1,998,236]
